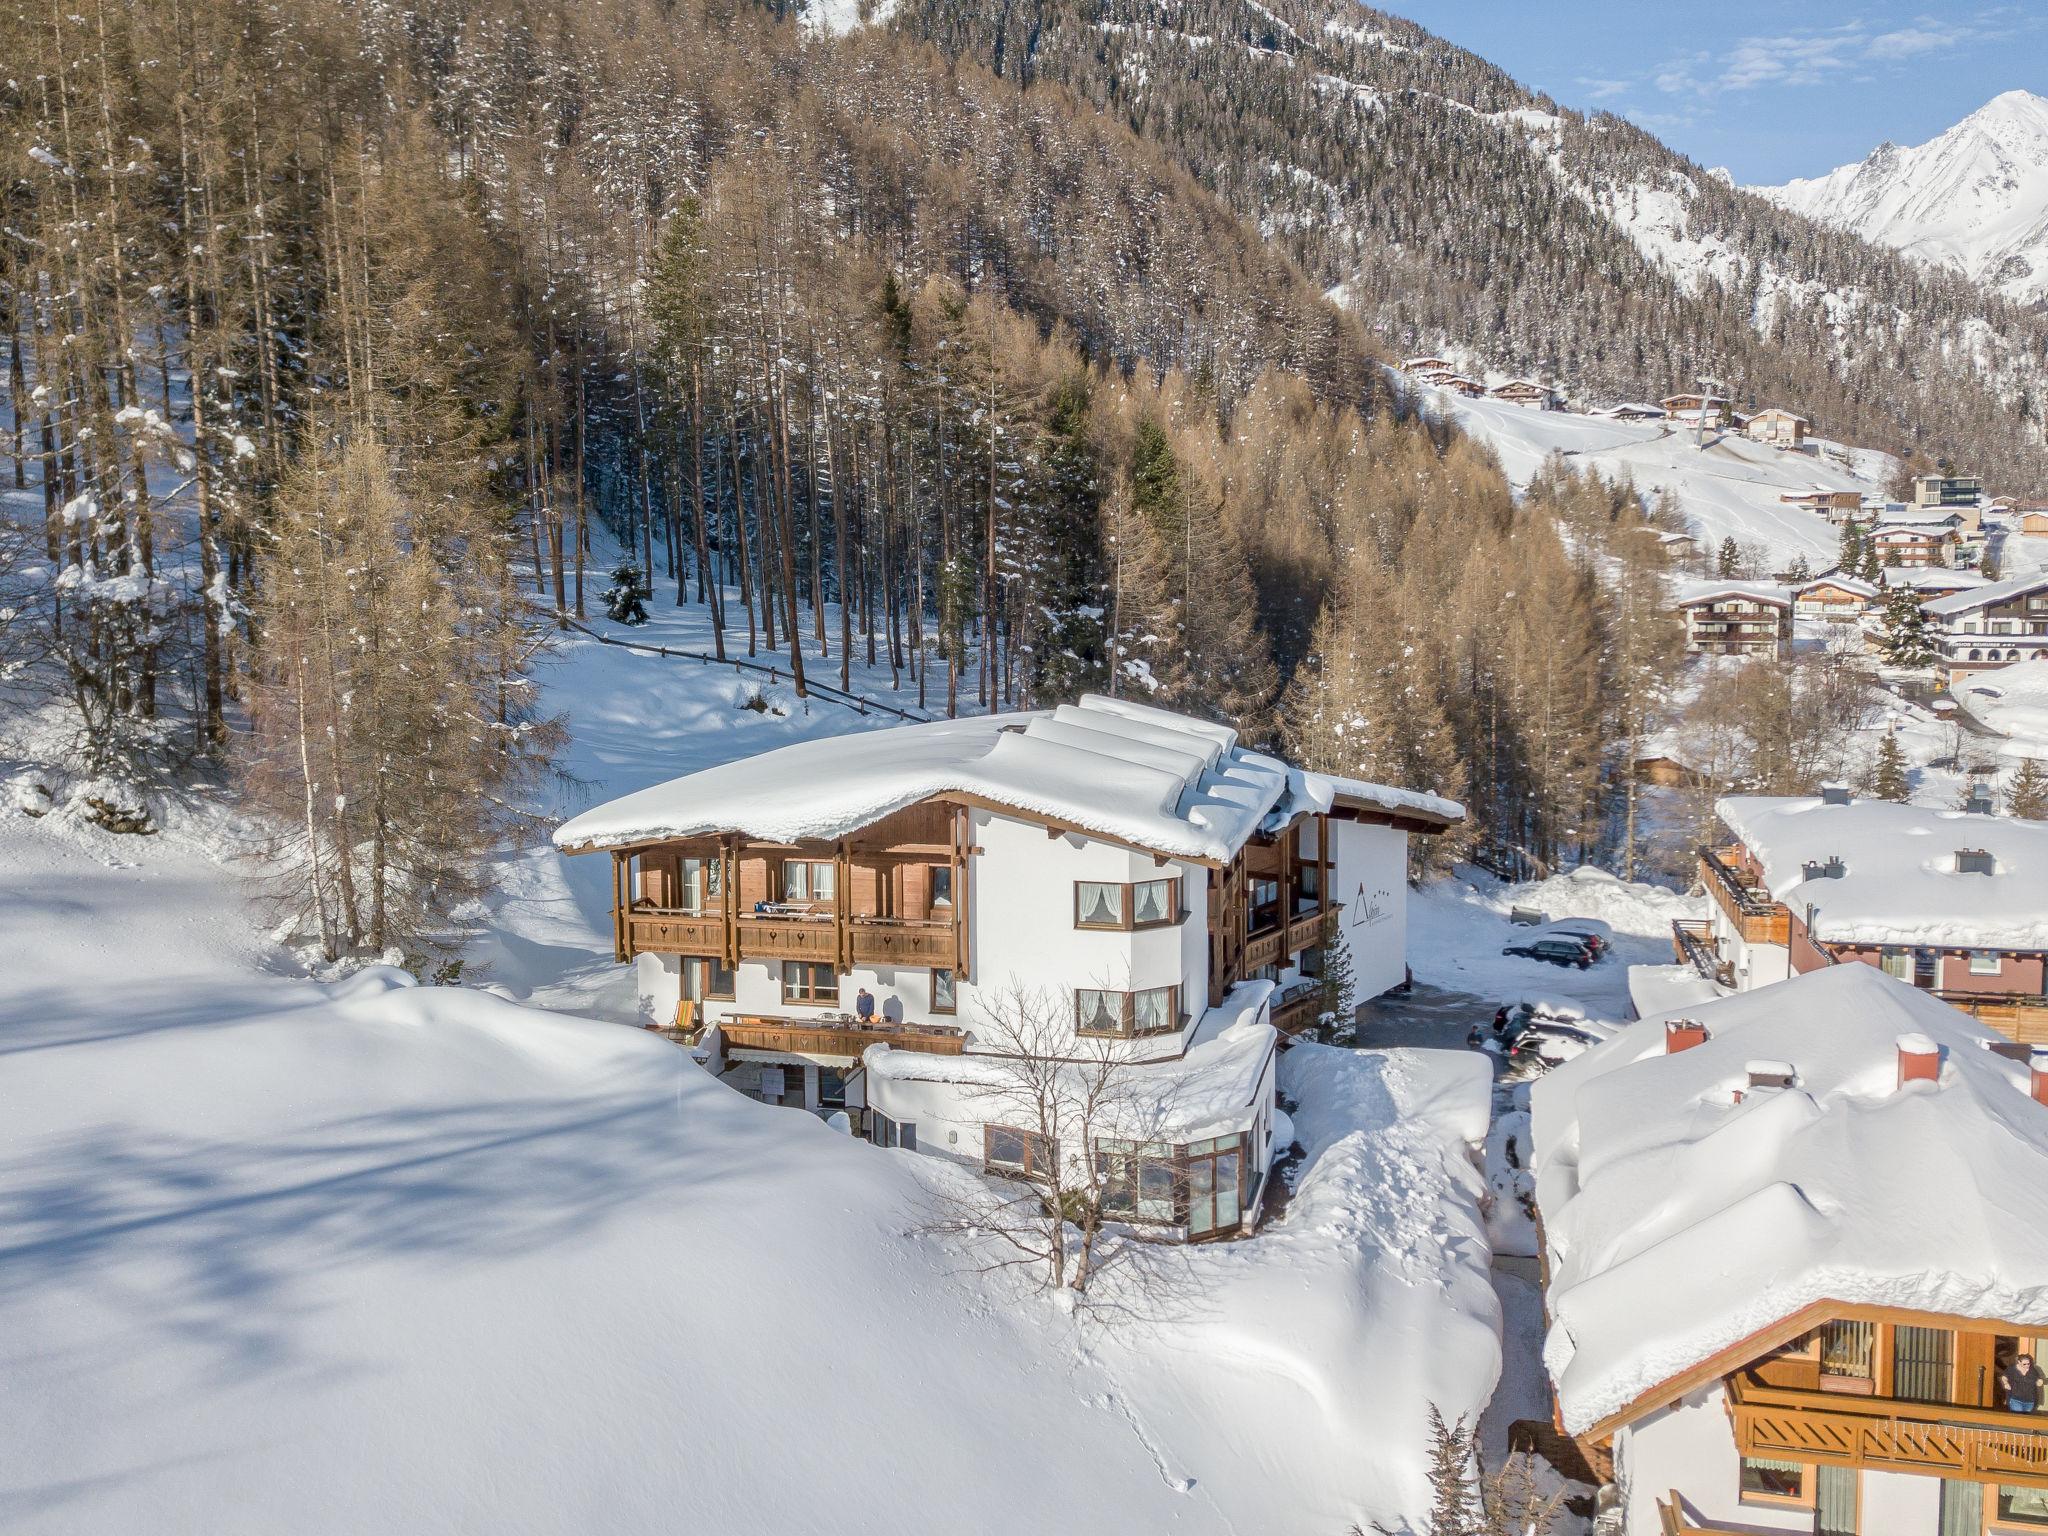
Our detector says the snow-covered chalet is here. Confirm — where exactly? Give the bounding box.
[553,694,1461,1241]
[1532,964,2048,1535]
[1678,793,2048,1043]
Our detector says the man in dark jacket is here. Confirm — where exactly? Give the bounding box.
[2003,1353,2042,1414]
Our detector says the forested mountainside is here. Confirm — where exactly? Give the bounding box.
[1,0,1687,962]
[890,0,2048,492]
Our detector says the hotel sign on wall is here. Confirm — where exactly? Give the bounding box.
[1353,883,1394,928]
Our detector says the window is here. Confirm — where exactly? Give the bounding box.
[781,860,835,906]
[1296,861,1322,907]
[1739,1457,1807,1505]
[929,865,954,909]
[1074,985,1181,1038]
[781,962,838,1005]
[1075,881,1126,929]
[1183,1133,1245,1238]
[681,955,735,1002]
[984,1124,1054,1178]
[1894,1324,1955,1405]
[1819,1319,1876,1390]
[1097,1138,1179,1223]
[1072,878,1179,931]
[1970,952,2004,976]
[1998,1484,2048,1528]
[1248,878,1281,934]
[1300,944,1325,980]
[1881,949,1914,982]
[678,855,722,914]
[930,967,956,1014]
[870,1112,917,1152]
[818,1067,849,1109]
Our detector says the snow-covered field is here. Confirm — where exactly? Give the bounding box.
[0,589,1507,1535]
[1424,388,1890,571]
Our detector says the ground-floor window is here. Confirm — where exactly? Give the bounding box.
[782,962,837,1005]
[818,1067,849,1109]
[983,1124,1055,1179]
[1998,1483,2048,1528]
[1738,1456,1807,1505]
[870,1112,917,1152]
[682,955,736,1001]
[930,967,956,1014]
[1095,1132,1250,1237]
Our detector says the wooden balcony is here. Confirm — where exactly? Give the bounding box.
[1932,991,2048,1046]
[719,1014,967,1061]
[1244,927,1284,972]
[1271,982,1324,1036]
[1286,906,1335,955]
[1671,919,1728,984]
[626,909,725,955]
[1697,846,1791,945]
[849,917,956,966]
[734,914,839,960]
[1729,1374,2048,1488]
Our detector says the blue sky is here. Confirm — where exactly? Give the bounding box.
[1378,3,2048,183]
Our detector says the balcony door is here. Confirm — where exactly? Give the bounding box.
[1894,1325,1955,1404]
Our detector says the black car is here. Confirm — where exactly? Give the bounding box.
[1501,938,1592,970]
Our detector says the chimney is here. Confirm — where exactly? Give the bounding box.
[1666,1018,1709,1054]
[1897,1032,1942,1088]
[2033,1048,2048,1109]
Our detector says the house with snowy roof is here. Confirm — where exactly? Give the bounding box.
[1883,566,1988,605]
[1792,573,1877,623]
[1489,377,1559,409]
[1531,964,2048,1536]
[553,695,1461,1241]
[1686,792,2048,1041]
[1925,573,2048,678]
[1744,407,1809,448]
[1592,402,1667,422]
[1674,584,1791,659]
[1660,392,1733,428]
[1867,510,1965,569]
[1779,487,1863,519]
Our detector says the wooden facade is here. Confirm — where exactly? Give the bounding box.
[609,800,973,978]
[1206,814,1335,1008]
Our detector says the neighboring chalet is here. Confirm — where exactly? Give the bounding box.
[1490,377,1559,409]
[553,695,1462,1242]
[1913,472,1986,510]
[1400,355,1453,375]
[1531,964,2048,1536]
[1925,573,2048,677]
[1661,393,1733,429]
[1441,374,1488,397]
[1744,406,1809,448]
[1867,510,1963,569]
[2022,510,2048,538]
[1779,488,1863,519]
[1593,402,1667,422]
[1678,792,2048,1041]
[1884,566,1989,605]
[1675,584,1792,659]
[1792,573,1876,622]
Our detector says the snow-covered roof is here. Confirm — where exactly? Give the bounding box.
[1749,407,1808,423]
[1882,566,1987,593]
[1795,574,1877,598]
[1673,580,1790,609]
[1924,571,2048,618]
[553,694,1463,863]
[1624,963,1728,1021]
[1531,964,2048,1435]
[1592,402,1666,418]
[1718,793,2048,949]
[1491,377,1552,393]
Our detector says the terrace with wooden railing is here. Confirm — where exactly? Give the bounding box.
[1931,991,2048,1046]
[1696,845,1791,945]
[717,1013,967,1062]
[624,905,961,970]
[1728,1372,2048,1488]
[1670,918,1728,984]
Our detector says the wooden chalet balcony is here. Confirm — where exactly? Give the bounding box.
[1670,919,1727,983]
[626,909,724,955]
[1270,981,1324,1036]
[719,1013,967,1061]
[1697,846,1791,945]
[1931,991,2048,1046]
[1244,904,1333,974]
[848,916,956,966]
[1728,1373,2048,1488]
[734,913,839,961]
[1286,906,1335,955]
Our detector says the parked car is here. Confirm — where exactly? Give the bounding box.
[1532,918,1611,960]
[1501,938,1592,970]
[1509,1020,1608,1069]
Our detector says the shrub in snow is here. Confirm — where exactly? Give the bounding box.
[602,563,650,625]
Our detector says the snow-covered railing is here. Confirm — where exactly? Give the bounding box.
[560,617,934,724]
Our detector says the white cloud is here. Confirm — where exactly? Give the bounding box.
[1640,8,2036,100]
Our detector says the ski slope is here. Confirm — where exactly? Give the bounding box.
[1426,388,1891,571]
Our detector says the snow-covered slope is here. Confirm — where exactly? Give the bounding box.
[1752,90,2048,305]
[1423,387,1890,570]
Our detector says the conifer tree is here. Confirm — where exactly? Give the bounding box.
[2009,759,2048,820]
[1317,921,1357,1036]
[1839,520,1864,577]
[1878,588,1937,667]
[1717,536,1739,578]
[1870,732,1909,801]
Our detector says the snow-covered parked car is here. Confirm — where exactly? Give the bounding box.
[1501,937,1592,969]
[1530,917,1611,960]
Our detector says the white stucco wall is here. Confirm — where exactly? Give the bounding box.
[1330,819,1409,999]
[1618,1385,1816,1535]
[1708,914,1790,992]
[1859,1469,1939,1536]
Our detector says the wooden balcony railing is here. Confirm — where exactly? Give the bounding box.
[1286,906,1335,955]
[1270,982,1324,1036]
[1671,918,1727,983]
[733,915,839,961]
[719,1014,967,1061]
[1697,846,1791,945]
[627,909,725,955]
[1931,991,2048,1046]
[1729,1373,2048,1488]
[625,905,960,971]
[1244,928,1285,972]
[849,917,956,966]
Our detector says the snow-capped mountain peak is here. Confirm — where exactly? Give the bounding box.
[1750,89,2048,303]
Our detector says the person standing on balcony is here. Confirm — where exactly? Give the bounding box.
[855,986,876,1024]
[2002,1353,2042,1413]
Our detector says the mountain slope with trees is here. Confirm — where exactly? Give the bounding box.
[889,0,2048,492]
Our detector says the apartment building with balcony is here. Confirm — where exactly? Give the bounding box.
[1927,574,2048,678]
[554,694,1461,1241]
[1532,965,2048,1535]
[1682,793,2048,1044]
[1676,585,1792,659]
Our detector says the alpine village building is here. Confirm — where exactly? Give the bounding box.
[1677,792,2048,1044]
[1532,964,2048,1536]
[553,695,1462,1242]
[1925,575,2048,678]
[1677,585,1793,659]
